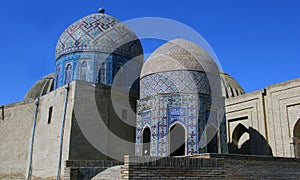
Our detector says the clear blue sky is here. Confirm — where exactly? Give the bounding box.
[0,0,299,105]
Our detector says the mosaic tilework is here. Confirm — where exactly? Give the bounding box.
[198,95,212,153]
[136,92,228,156]
[56,13,143,61]
[220,116,228,153]
[55,52,109,88]
[140,70,210,99]
[135,97,158,156]
[55,52,141,89]
[136,93,215,157]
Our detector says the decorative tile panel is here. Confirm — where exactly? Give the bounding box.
[140,70,210,99]
[55,52,140,89]
[56,13,143,61]
[135,90,228,156]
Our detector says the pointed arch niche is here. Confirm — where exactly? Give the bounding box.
[169,123,186,156]
[142,127,151,156]
[65,63,72,84]
[230,123,251,154]
[293,119,300,158]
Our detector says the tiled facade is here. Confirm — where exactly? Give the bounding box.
[55,53,140,89]
[140,70,210,99]
[136,69,228,156]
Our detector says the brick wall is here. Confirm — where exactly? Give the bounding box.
[121,154,300,179]
[121,155,225,179]
[64,160,124,180]
[225,78,300,158]
[0,100,35,179]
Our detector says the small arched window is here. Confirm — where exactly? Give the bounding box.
[80,61,88,81]
[55,65,60,88]
[65,63,72,84]
[99,62,106,84]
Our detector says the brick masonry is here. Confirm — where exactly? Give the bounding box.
[226,78,300,157]
[120,154,300,179]
[64,160,124,180]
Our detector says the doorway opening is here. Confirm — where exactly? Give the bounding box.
[169,123,186,156]
[142,127,151,156]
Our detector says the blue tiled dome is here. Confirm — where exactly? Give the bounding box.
[55,13,143,60]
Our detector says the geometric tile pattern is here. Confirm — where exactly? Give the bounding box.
[220,116,228,154]
[140,70,211,99]
[55,52,141,89]
[55,52,103,88]
[140,39,216,78]
[136,38,228,156]
[135,92,228,157]
[55,13,143,61]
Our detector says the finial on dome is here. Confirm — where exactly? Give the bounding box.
[98,7,105,14]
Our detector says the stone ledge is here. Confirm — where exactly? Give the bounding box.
[124,155,223,168]
[192,153,300,162]
[65,160,124,168]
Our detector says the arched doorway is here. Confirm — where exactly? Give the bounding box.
[169,123,186,156]
[142,127,151,156]
[206,126,218,153]
[294,119,300,158]
[230,123,251,154]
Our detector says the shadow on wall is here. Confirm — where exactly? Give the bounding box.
[69,111,114,161]
[294,119,300,158]
[228,124,273,156]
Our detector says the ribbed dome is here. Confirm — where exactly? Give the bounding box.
[141,38,216,78]
[55,13,143,60]
[24,73,54,100]
[220,72,245,98]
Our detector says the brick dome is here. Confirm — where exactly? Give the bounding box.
[25,73,54,100]
[220,72,245,98]
[140,38,216,78]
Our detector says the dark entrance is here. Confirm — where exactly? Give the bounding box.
[142,127,151,155]
[206,126,218,153]
[169,123,185,156]
[230,123,251,154]
[294,119,300,158]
